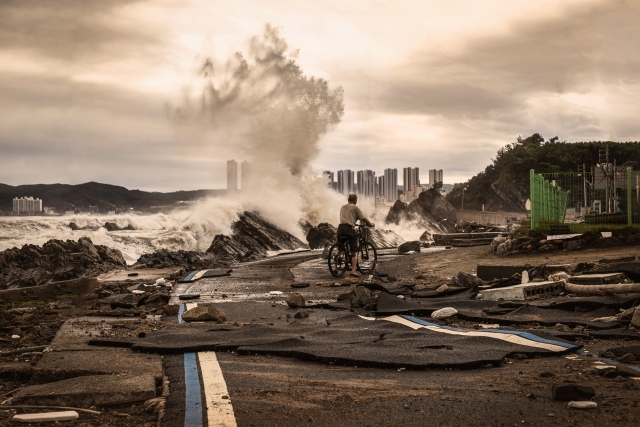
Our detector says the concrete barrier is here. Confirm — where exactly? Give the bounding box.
[455,210,528,225]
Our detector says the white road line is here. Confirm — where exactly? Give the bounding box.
[191,270,209,281]
[361,315,569,352]
[198,351,237,427]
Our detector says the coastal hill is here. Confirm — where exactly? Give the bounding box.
[446,134,640,212]
[0,181,225,213]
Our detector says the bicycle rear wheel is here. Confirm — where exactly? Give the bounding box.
[356,242,377,274]
[328,243,348,277]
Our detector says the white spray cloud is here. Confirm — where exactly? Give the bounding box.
[171,24,346,237]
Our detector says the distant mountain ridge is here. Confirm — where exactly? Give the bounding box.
[0,181,225,212]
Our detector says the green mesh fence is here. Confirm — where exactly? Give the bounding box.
[530,168,640,231]
[530,170,569,230]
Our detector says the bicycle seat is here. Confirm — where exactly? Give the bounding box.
[338,235,349,242]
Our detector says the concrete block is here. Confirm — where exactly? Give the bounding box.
[12,374,157,407]
[568,273,625,285]
[14,411,79,423]
[481,281,564,301]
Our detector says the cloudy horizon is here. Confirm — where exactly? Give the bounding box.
[1,0,639,191]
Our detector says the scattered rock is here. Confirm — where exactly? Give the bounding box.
[286,293,305,308]
[436,284,449,293]
[563,240,585,251]
[552,384,596,401]
[162,305,180,316]
[431,307,458,319]
[450,272,484,289]
[293,310,309,319]
[568,401,597,409]
[540,372,555,378]
[398,241,421,253]
[181,305,227,322]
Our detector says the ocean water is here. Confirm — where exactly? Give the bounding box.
[0,198,247,265]
[0,196,442,266]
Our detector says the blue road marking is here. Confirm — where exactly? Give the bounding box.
[178,303,204,427]
[183,270,199,282]
[183,352,203,427]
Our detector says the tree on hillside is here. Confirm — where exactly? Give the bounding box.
[447,135,640,212]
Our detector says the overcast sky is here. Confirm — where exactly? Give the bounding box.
[1,0,639,191]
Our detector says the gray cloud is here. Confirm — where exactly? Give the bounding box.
[360,1,640,121]
[0,0,162,61]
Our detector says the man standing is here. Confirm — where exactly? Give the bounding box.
[337,193,375,277]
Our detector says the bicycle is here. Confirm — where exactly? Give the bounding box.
[327,223,377,277]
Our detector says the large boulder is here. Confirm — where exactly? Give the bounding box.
[398,241,421,253]
[181,305,227,322]
[0,237,127,290]
[135,250,219,269]
[368,229,405,249]
[385,201,410,225]
[306,223,337,250]
[407,189,457,231]
[207,211,307,262]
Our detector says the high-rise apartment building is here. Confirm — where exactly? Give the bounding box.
[403,167,420,193]
[384,168,398,202]
[227,160,238,195]
[337,170,354,194]
[429,169,443,188]
[13,197,43,214]
[356,170,376,197]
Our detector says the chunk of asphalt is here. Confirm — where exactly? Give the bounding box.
[12,374,157,407]
[179,294,200,300]
[290,283,310,288]
[590,329,640,341]
[32,349,163,383]
[552,384,596,401]
[88,311,578,369]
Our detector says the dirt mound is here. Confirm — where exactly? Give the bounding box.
[207,211,307,262]
[0,237,127,289]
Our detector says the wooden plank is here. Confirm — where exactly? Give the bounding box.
[14,411,79,423]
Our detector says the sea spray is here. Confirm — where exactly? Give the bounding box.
[171,24,346,237]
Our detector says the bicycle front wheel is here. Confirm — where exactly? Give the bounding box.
[356,242,377,274]
[327,243,348,278]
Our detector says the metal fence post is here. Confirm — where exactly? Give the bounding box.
[530,169,535,230]
[628,167,633,226]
